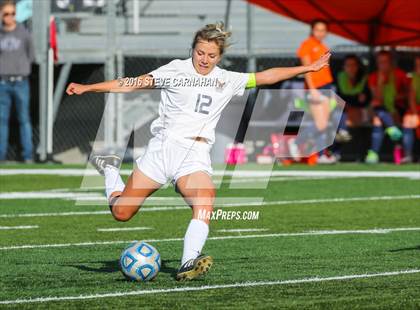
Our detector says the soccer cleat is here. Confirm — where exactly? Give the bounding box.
[365,150,379,164]
[176,254,213,281]
[90,155,121,175]
[385,126,402,141]
[401,155,413,164]
[317,154,337,164]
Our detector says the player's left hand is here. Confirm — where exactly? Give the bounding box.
[66,82,87,95]
[309,52,331,72]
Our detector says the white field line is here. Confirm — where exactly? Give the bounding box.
[0,211,110,218]
[216,194,420,208]
[0,194,419,218]
[1,168,419,178]
[219,176,330,183]
[1,188,419,203]
[217,228,269,232]
[0,177,337,201]
[1,227,419,251]
[0,192,262,203]
[34,172,414,191]
[0,169,108,176]
[0,192,101,199]
[97,227,152,232]
[0,269,419,305]
[0,225,38,230]
[1,170,418,200]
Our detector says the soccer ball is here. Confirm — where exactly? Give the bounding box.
[119,241,161,281]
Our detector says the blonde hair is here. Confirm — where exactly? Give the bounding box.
[192,22,232,55]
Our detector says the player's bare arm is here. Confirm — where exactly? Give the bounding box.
[255,52,331,86]
[300,54,319,90]
[65,74,155,95]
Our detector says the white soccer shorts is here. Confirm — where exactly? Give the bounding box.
[136,135,213,185]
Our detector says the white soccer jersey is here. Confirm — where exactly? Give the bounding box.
[148,58,250,144]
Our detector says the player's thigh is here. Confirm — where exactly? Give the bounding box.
[114,168,162,210]
[310,100,330,131]
[176,171,216,208]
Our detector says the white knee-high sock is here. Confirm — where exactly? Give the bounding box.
[181,219,209,265]
[104,166,125,200]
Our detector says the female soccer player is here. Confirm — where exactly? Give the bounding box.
[337,54,370,126]
[66,22,330,281]
[404,55,420,163]
[365,51,410,164]
[289,19,340,164]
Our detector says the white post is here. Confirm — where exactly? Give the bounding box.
[33,1,50,161]
[105,1,117,152]
[247,2,256,72]
[47,47,54,156]
[133,0,140,34]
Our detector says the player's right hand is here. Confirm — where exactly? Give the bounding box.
[66,83,87,95]
[309,51,331,72]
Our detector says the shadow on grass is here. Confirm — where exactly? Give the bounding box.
[389,245,420,252]
[65,260,120,273]
[64,259,179,278]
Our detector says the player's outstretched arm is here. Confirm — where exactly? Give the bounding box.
[255,52,331,87]
[65,74,154,95]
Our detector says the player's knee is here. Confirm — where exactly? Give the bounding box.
[373,116,382,127]
[113,212,132,222]
[403,114,418,128]
[112,207,133,222]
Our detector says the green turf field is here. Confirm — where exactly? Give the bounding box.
[0,164,419,309]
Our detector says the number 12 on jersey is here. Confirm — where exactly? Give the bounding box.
[194,94,212,115]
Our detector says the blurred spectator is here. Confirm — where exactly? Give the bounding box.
[0,0,34,163]
[365,51,410,164]
[403,55,420,162]
[336,54,371,126]
[289,19,349,164]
